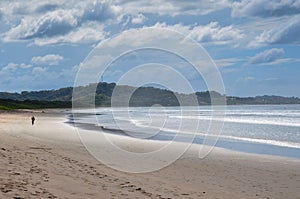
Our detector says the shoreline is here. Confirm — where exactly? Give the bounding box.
[0,110,300,198]
[70,113,300,160]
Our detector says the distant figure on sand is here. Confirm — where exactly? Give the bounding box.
[31,116,35,125]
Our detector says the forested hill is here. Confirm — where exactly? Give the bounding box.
[0,82,300,110]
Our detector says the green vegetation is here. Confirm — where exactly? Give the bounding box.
[0,82,300,110]
[0,99,71,110]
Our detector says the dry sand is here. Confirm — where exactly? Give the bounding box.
[0,110,300,199]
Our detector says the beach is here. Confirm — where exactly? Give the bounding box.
[0,110,300,199]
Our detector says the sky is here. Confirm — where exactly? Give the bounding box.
[0,0,300,97]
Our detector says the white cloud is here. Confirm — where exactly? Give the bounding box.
[254,15,300,46]
[266,58,300,65]
[214,58,242,67]
[131,13,147,24]
[0,0,232,46]
[152,22,190,34]
[81,0,116,22]
[1,0,116,22]
[32,67,47,75]
[19,63,33,69]
[1,0,115,44]
[232,0,300,18]
[32,22,106,46]
[1,0,61,17]
[189,22,244,46]
[1,63,18,72]
[153,22,244,46]
[1,0,298,51]
[31,54,64,66]
[1,62,32,73]
[249,48,284,65]
[35,3,59,14]
[8,10,78,40]
[116,0,230,16]
[248,48,300,65]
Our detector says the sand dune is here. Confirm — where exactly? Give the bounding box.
[0,110,299,198]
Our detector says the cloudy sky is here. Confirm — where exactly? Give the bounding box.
[0,0,300,97]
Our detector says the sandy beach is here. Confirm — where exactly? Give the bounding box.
[0,110,300,199]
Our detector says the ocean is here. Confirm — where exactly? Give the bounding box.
[69,104,300,159]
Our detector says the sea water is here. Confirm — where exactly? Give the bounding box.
[70,104,300,159]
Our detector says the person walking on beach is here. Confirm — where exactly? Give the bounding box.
[31,116,35,125]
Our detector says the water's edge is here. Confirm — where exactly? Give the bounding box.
[67,115,300,160]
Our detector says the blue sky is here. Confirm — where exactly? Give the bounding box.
[0,0,300,97]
